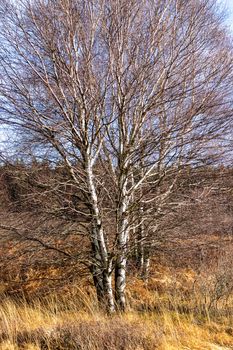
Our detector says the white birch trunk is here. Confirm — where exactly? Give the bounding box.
[103,260,115,313]
[86,158,115,313]
[137,204,145,274]
[142,251,150,284]
[115,172,129,311]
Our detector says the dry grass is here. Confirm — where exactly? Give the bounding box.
[0,298,233,350]
[1,269,233,350]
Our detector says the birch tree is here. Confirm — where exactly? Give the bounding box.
[0,0,232,312]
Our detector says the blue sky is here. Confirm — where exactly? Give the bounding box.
[224,0,233,30]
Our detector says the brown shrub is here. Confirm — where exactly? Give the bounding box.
[1,319,159,350]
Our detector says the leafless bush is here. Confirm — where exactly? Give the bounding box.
[193,251,233,314]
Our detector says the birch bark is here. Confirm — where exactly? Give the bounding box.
[86,158,115,313]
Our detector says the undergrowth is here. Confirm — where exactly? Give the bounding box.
[1,266,233,350]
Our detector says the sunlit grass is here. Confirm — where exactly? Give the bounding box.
[1,267,233,349]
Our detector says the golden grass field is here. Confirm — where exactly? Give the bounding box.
[1,265,233,350]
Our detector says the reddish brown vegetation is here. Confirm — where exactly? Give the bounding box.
[0,164,233,298]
